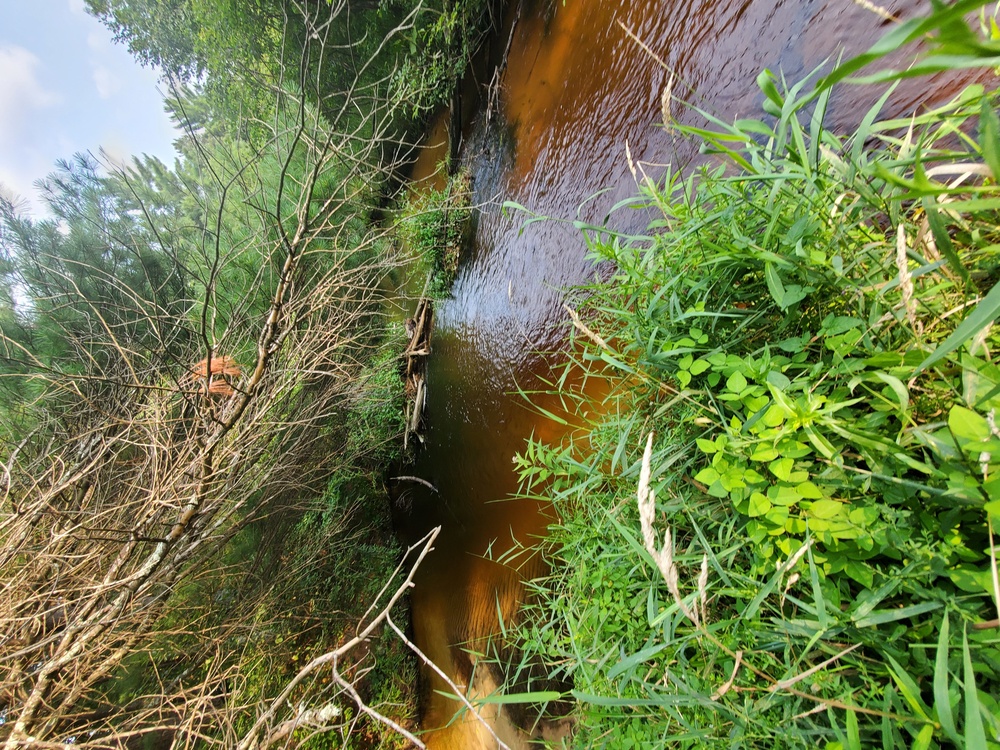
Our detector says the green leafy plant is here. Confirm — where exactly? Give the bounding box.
[499,3,1000,746]
[395,168,473,296]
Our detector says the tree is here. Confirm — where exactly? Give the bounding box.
[0,5,431,746]
[84,0,284,81]
[0,154,194,427]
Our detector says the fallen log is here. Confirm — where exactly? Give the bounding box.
[402,296,434,449]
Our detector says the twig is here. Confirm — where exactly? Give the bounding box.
[852,0,901,23]
[769,644,861,692]
[385,615,513,750]
[973,618,1000,630]
[238,527,441,749]
[616,20,696,99]
[563,304,610,352]
[333,670,425,748]
[392,476,439,493]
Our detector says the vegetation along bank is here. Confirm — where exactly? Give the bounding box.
[3,0,1000,748]
[500,3,1000,747]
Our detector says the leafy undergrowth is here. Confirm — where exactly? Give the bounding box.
[395,167,473,297]
[503,11,1000,749]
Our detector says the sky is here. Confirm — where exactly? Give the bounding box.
[0,0,180,217]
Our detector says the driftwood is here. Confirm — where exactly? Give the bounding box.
[391,475,438,493]
[403,297,433,449]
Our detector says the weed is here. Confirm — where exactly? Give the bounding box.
[396,168,473,296]
[501,5,1000,746]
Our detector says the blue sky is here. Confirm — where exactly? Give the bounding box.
[0,0,179,216]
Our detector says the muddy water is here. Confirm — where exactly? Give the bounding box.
[399,1,979,746]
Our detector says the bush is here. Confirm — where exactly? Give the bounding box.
[396,168,473,296]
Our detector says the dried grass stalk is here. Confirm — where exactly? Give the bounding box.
[895,224,920,334]
[564,304,610,351]
[637,432,699,627]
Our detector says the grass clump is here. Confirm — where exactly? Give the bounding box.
[396,167,473,296]
[504,15,1000,749]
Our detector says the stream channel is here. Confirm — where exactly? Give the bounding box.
[394,1,978,747]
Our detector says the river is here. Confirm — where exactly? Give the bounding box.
[395,1,979,746]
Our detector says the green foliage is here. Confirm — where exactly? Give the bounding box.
[344,344,407,470]
[85,0,496,143]
[85,0,285,112]
[0,154,193,420]
[228,475,416,749]
[389,0,495,118]
[1,8,430,744]
[0,0,496,744]
[395,168,472,296]
[503,6,1000,746]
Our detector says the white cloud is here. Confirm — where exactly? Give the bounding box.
[92,65,121,99]
[86,30,105,53]
[0,46,59,149]
[68,0,87,15]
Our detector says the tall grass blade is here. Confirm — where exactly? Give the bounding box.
[852,85,896,166]
[607,642,669,681]
[807,542,830,629]
[882,686,896,749]
[963,626,988,750]
[934,612,960,743]
[919,279,1000,372]
[854,601,942,628]
[885,654,932,721]
[980,97,1000,183]
[818,0,995,89]
[846,708,861,750]
[923,199,973,289]
[913,724,934,750]
[474,691,564,705]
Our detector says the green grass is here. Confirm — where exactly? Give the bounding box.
[499,7,1000,747]
[395,167,473,296]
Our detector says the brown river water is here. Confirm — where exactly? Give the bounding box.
[395,1,980,746]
